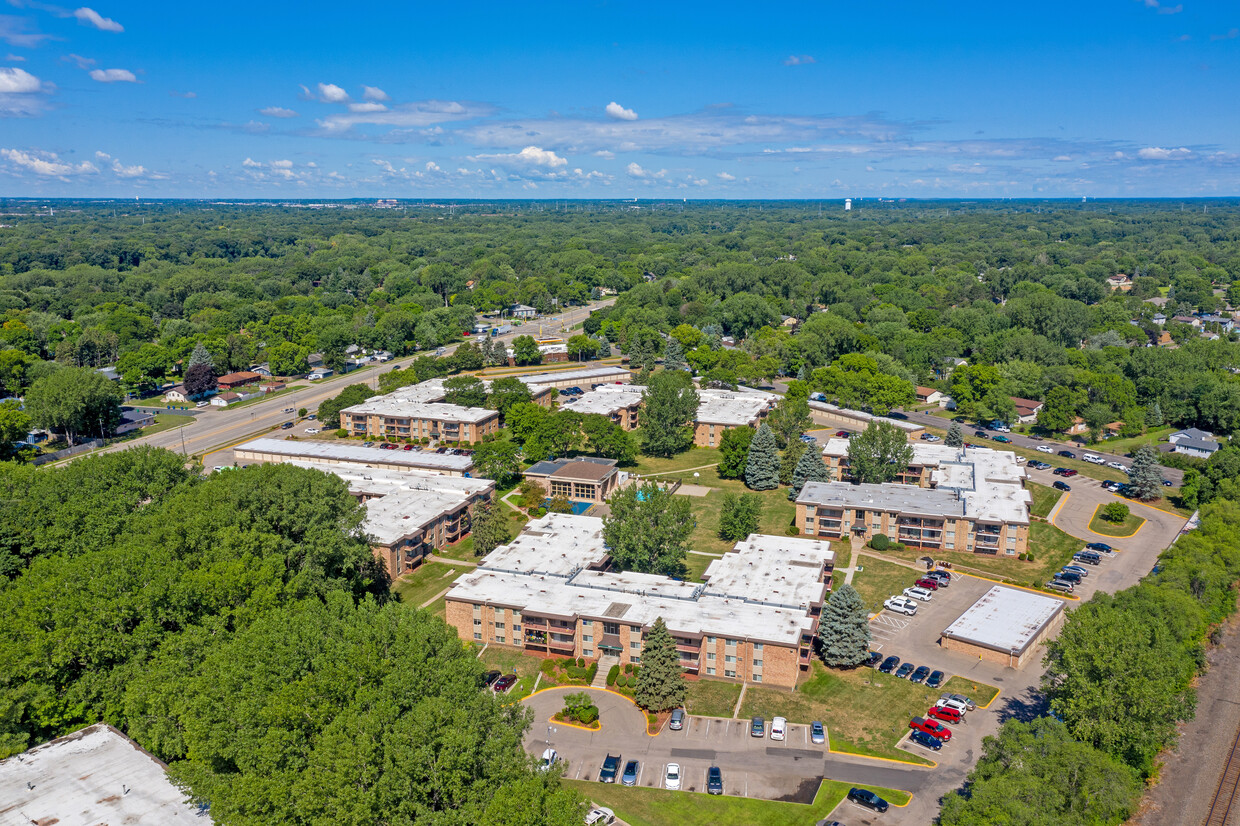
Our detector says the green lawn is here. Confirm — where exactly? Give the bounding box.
[632,447,723,476]
[228,384,307,410]
[944,676,1000,708]
[1088,505,1146,537]
[477,646,545,701]
[569,777,910,826]
[684,552,722,581]
[848,556,920,613]
[740,661,944,764]
[1096,426,1175,456]
[1028,482,1063,519]
[684,679,743,718]
[392,561,466,607]
[436,536,478,562]
[679,466,798,556]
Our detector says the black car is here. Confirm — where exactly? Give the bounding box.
[974,430,990,439]
[848,787,890,813]
[909,730,943,751]
[599,754,622,783]
[1058,450,1076,458]
[865,650,883,668]
[879,655,901,674]
[926,669,945,689]
[1085,542,1112,553]
[281,421,294,430]
[1029,434,1043,440]
[706,766,723,795]
[910,665,931,684]
[1055,570,1082,584]
[480,669,501,687]
[895,662,915,679]
[1053,481,1071,491]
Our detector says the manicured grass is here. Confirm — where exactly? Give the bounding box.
[740,661,940,764]
[680,466,798,556]
[944,675,1000,708]
[391,561,466,607]
[1028,481,1063,519]
[633,447,723,476]
[684,552,722,581]
[848,555,920,613]
[478,646,546,701]
[436,536,478,562]
[1088,505,1146,537]
[568,777,910,826]
[684,679,743,718]
[1097,426,1175,456]
[227,384,307,410]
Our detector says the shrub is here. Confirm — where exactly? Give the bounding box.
[577,706,599,725]
[587,662,599,683]
[624,663,633,674]
[785,525,800,536]
[298,407,308,417]
[335,428,348,438]
[606,664,619,686]
[870,533,890,551]
[1102,502,1130,523]
[540,659,557,676]
[577,656,586,668]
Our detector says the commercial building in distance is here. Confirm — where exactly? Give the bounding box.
[807,399,925,439]
[234,436,474,476]
[521,456,621,506]
[445,515,834,688]
[558,383,776,446]
[797,440,1031,555]
[940,585,1066,668]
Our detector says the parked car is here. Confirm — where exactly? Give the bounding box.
[195,400,209,408]
[1046,579,1075,593]
[909,730,944,751]
[903,586,934,602]
[1061,564,1090,578]
[835,430,851,438]
[1085,542,1112,553]
[884,596,918,616]
[910,665,931,684]
[750,716,765,737]
[1057,449,1075,458]
[926,669,945,689]
[1163,479,1173,487]
[879,655,901,674]
[847,787,890,813]
[866,650,883,668]
[895,662,916,679]
[621,760,639,786]
[1036,445,1054,454]
[973,430,990,439]
[913,577,940,591]
[1053,481,1071,491]
[811,721,826,745]
[1029,433,1043,440]
[664,762,682,790]
[935,697,970,715]
[599,754,621,783]
[928,705,963,724]
[1055,570,1082,585]
[910,716,953,741]
[707,766,723,795]
[925,570,951,586]
[492,673,518,693]
[941,693,976,711]
[1030,460,1052,470]
[1060,469,1078,477]
[403,444,415,451]
[1074,551,1103,565]
[539,748,558,771]
[481,669,501,687]
[920,433,941,442]
[1107,461,1128,470]
[307,413,316,420]
[281,421,294,429]
[770,716,787,741]
[305,427,319,435]
[669,708,685,730]
[1102,480,1121,492]
[1052,467,1069,476]
[584,808,615,825]
[993,435,1012,443]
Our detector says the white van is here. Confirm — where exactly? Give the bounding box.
[1083,453,1104,464]
[770,716,787,741]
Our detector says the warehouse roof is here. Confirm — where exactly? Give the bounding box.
[513,365,632,386]
[941,586,1065,655]
[234,437,473,473]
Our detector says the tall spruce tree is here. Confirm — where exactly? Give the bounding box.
[744,422,781,490]
[789,444,832,499]
[817,583,872,667]
[663,337,687,372]
[188,342,214,369]
[1147,400,1164,428]
[634,617,687,712]
[945,421,964,447]
[1128,444,1164,501]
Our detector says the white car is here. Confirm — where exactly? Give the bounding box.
[1036,445,1054,454]
[1107,461,1127,471]
[305,428,319,435]
[584,808,615,825]
[539,748,558,771]
[935,698,970,716]
[664,762,682,790]
[903,586,934,602]
[921,434,941,442]
[884,596,918,616]
[195,400,209,408]
[770,716,787,741]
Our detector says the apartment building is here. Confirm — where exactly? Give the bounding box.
[340,399,500,443]
[445,515,834,688]
[557,382,776,445]
[234,436,474,475]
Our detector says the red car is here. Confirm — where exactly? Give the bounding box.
[909,716,953,741]
[927,705,962,724]
[914,577,940,591]
[492,673,518,693]
[402,444,415,451]
[835,430,851,438]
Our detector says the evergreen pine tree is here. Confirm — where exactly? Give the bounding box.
[817,583,872,667]
[789,444,832,499]
[634,617,686,712]
[1148,400,1164,428]
[796,364,808,382]
[744,422,781,490]
[946,421,964,447]
[188,342,214,369]
[1128,444,1164,501]
[663,337,687,372]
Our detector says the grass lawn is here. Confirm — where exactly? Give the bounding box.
[943,676,1000,708]
[1098,426,1175,456]
[684,679,743,718]
[569,777,910,826]
[1088,505,1146,537]
[849,556,920,613]
[228,384,307,410]
[392,561,466,607]
[436,536,479,562]
[1028,482,1063,519]
[684,552,722,581]
[478,646,546,701]
[633,447,723,477]
[679,466,798,556]
[882,520,1081,591]
[740,661,942,764]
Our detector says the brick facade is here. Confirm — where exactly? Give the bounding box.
[341,408,500,443]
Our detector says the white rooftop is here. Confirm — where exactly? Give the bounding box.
[560,384,646,417]
[941,585,1065,655]
[808,399,923,433]
[512,365,631,386]
[703,534,835,610]
[0,724,211,825]
[559,383,776,427]
[472,512,610,578]
[341,398,497,424]
[235,437,473,473]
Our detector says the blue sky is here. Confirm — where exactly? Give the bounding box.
[0,0,1237,197]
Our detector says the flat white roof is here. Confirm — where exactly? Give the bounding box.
[341,398,497,424]
[234,437,473,473]
[560,384,646,416]
[703,534,834,610]
[695,387,777,426]
[0,724,210,825]
[512,365,631,385]
[472,512,610,578]
[941,585,1065,655]
[808,400,923,433]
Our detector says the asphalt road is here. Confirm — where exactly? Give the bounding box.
[88,299,613,462]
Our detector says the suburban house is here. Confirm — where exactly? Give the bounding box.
[210,392,241,407]
[163,384,191,403]
[259,381,286,393]
[1198,314,1235,333]
[1106,274,1132,291]
[252,364,273,377]
[1011,397,1044,424]
[1173,315,1202,328]
[1169,427,1222,458]
[115,408,154,434]
[915,386,943,405]
[1067,416,1089,436]
[216,370,262,390]
[308,368,334,380]
[521,456,620,506]
[1152,312,1167,326]
[509,303,538,319]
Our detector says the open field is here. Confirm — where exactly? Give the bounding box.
[685,679,743,718]
[632,447,723,477]
[849,555,921,612]
[570,777,910,826]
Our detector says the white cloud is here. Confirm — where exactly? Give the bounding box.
[94,150,109,160]
[0,66,52,116]
[783,54,816,66]
[4,54,25,62]
[73,7,123,32]
[593,149,615,160]
[348,101,387,113]
[605,101,638,121]
[315,99,491,133]
[1052,155,1072,162]
[317,82,349,102]
[259,106,298,118]
[0,147,97,179]
[0,66,41,94]
[716,171,735,181]
[625,162,666,179]
[1137,146,1192,160]
[362,85,389,101]
[89,67,136,83]
[270,159,293,168]
[62,52,94,69]
[1210,28,1239,41]
[242,157,262,167]
[0,16,54,48]
[471,145,568,168]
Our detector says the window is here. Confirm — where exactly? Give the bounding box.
[581,619,592,627]
[582,634,593,643]
[513,624,521,634]
[753,659,763,668]
[631,656,641,664]
[494,622,504,630]
[724,669,736,678]
[630,625,641,633]
[550,480,572,497]
[725,655,736,664]
[725,638,737,648]
[474,632,482,640]
[706,651,715,661]
[603,622,620,635]
[753,643,763,651]
[706,667,716,676]
[583,649,593,658]
[473,618,481,626]
[706,635,716,645]
[494,635,505,644]
[752,674,762,683]
[630,641,641,650]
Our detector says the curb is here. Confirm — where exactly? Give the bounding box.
[522,685,661,737]
[1085,503,1147,539]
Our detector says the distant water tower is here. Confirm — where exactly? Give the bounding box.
[844,198,852,211]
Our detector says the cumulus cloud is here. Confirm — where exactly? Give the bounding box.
[317,82,349,102]
[95,151,151,177]
[0,147,97,179]
[783,54,816,66]
[259,105,298,118]
[593,149,615,159]
[73,7,123,32]
[425,161,441,171]
[625,162,666,179]
[1137,146,1192,160]
[348,101,387,113]
[242,157,262,167]
[716,171,735,181]
[0,66,41,94]
[362,85,389,101]
[605,101,638,120]
[471,145,568,167]
[0,66,52,116]
[89,67,136,83]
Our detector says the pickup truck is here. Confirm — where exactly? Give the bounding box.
[599,753,621,783]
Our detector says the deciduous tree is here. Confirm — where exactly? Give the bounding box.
[602,482,693,576]
[25,366,123,445]
[443,374,487,407]
[718,491,761,541]
[848,422,914,485]
[717,426,754,479]
[639,370,699,457]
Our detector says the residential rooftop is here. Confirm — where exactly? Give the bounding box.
[559,383,646,416]
[234,436,474,473]
[941,585,1065,655]
[703,534,835,611]
[525,456,618,482]
[341,398,497,424]
[513,365,632,386]
[808,399,924,433]
[559,383,776,426]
